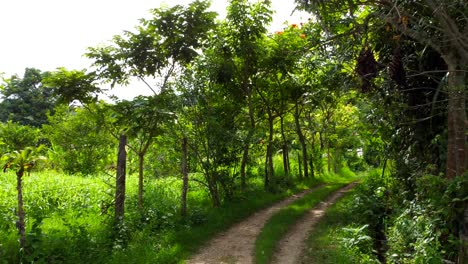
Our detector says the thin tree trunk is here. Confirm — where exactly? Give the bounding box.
[319,131,324,151]
[294,103,308,178]
[265,113,274,189]
[309,133,315,178]
[334,148,339,173]
[240,144,249,191]
[16,167,26,252]
[115,134,127,223]
[208,174,221,207]
[297,152,302,179]
[240,87,255,191]
[181,137,188,217]
[280,116,290,176]
[327,139,331,173]
[138,153,144,209]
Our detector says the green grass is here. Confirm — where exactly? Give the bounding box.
[0,168,327,263]
[254,184,345,264]
[300,188,370,264]
[0,161,365,264]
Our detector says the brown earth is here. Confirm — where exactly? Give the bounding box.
[272,183,357,264]
[185,185,324,264]
[185,183,356,264]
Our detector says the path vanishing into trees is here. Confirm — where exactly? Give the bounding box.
[186,183,356,264]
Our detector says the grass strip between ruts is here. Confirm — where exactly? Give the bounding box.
[254,184,344,264]
[300,188,358,263]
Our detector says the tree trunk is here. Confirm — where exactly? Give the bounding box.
[240,143,249,191]
[280,116,290,176]
[334,148,340,173]
[138,153,144,209]
[181,137,189,217]
[265,112,274,189]
[208,174,221,207]
[444,60,467,264]
[446,64,467,179]
[309,153,315,178]
[297,152,302,179]
[294,103,309,178]
[327,139,332,173]
[16,167,26,252]
[115,134,127,223]
[240,89,255,191]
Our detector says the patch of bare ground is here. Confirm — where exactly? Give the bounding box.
[186,184,324,264]
[271,183,357,264]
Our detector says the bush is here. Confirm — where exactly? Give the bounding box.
[43,105,115,175]
[0,121,39,153]
[386,174,467,263]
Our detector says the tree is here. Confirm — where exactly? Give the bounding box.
[294,1,467,260]
[86,0,216,94]
[224,0,272,190]
[0,121,39,153]
[42,67,102,105]
[111,94,175,208]
[254,23,310,186]
[180,136,189,216]
[86,1,216,208]
[1,146,46,256]
[178,52,242,206]
[115,134,127,223]
[43,104,114,175]
[0,68,57,127]
[295,0,467,178]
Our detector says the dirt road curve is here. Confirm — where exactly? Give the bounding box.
[186,185,324,264]
[271,183,357,264]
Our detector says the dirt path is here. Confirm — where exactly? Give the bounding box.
[271,183,357,264]
[186,185,324,264]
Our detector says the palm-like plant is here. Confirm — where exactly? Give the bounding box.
[1,146,46,252]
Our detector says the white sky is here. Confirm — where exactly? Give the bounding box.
[0,0,310,99]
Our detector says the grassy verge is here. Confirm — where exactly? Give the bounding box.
[254,184,344,264]
[0,167,361,263]
[101,176,324,264]
[300,188,359,263]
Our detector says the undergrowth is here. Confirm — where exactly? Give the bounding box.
[301,188,379,263]
[0,169,327,263]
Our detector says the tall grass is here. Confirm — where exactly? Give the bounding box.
[0,168,324,263]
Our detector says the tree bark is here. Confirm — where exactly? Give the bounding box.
[327,139,332,173]
[16,167,26,252]
[115,134,127,223]
[181,137,189,217]
[444,60,467,264]
[240,85,255,191]
[297,152,302,179]
[208,173,221,207]
[280,115,290,176]
[445,63,467,179]
[294,103,309,178]
[138,153,144,209]
[265,112,275,189]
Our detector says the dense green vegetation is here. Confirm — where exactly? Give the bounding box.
[0,0,466,263]
[0,170,324,263]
